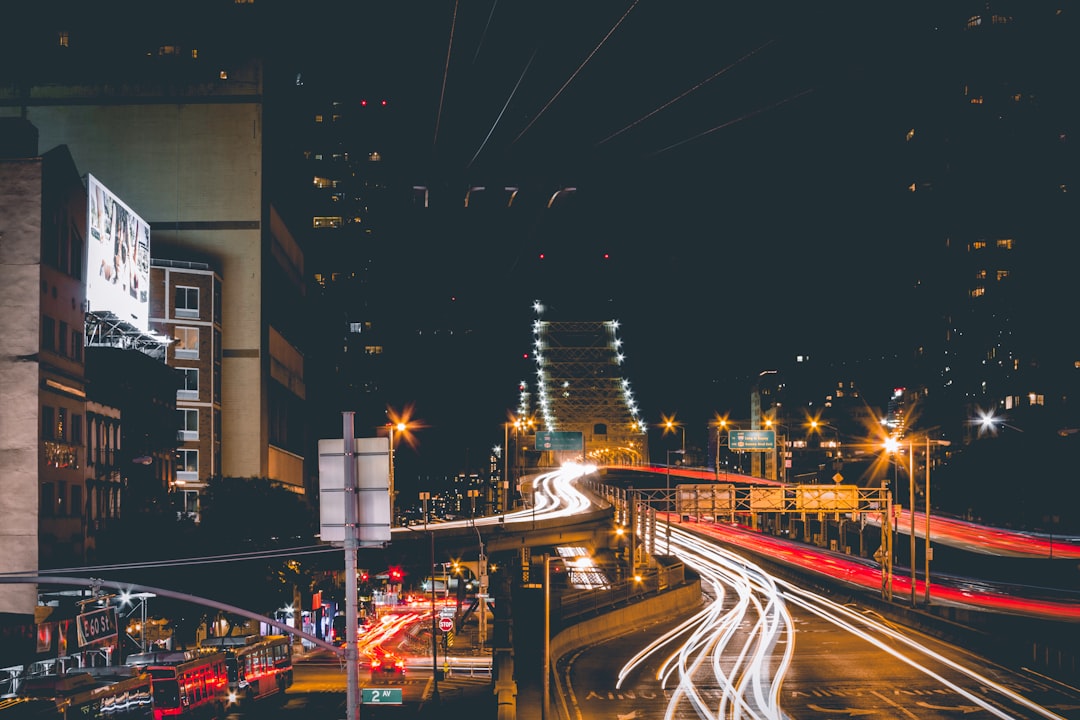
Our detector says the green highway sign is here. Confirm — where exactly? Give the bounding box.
[729,429,776,451]
[361,688,403,705]
[535,431,583,451]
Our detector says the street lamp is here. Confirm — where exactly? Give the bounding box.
[387,420,408,527]
[662,416,686,454]
[764,417,788,483]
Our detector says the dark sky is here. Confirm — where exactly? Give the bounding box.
[19,1,937,480]
[268,2,931,479]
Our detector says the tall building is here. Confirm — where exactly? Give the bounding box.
[1,15,311,491]
[150,259,224,517]
[0,134,87,614]
[902,3,1079,436]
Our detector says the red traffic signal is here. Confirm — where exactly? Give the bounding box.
[388,567,403,582]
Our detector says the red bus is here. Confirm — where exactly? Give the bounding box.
[199,635,293,708]
[126,651,227,720]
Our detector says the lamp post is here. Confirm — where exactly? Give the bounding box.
[764,417,788,484]
[387,421,407,527]
[665,449,684,555]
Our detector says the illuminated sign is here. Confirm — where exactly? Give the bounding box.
[86,174,151,332]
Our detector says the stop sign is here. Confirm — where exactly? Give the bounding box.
[438,616,454,633]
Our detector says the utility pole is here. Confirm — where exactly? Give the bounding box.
[342,413,359,720]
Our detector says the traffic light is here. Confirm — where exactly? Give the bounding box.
[359,569,369,584]
[388,567,403,583]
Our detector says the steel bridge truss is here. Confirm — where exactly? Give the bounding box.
[533,320,646,464]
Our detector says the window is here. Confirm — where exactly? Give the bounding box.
[174,327,199,359]
[178,368,199,400]
[996,238,1014,250]
[42,315,56,351]
[179,409,199,441]
[313,176,332,188]
[59,321,68,356]
[42,406,55,441]
[313,216,344,229]
[72,414,83,445]
[996,270,1010,281]
[177,450,199,482]
[175,286,199,318]
[72,330,83,362]
[41,483,55,517]
[56,407,67,442]
[70,485,82,517]
[58,31,69,47]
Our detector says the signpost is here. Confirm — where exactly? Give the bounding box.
[361,688,403,705]
[729,429,775,451]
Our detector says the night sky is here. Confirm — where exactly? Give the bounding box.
[266,2,934,480]
[15,2,947,481]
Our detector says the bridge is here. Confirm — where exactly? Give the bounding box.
[527,311,648,465]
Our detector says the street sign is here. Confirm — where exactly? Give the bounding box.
[361,688,403,705]
[438,616,455,632]
[535,431,583,451]
[76,606,117,647]
[729,429,775,451]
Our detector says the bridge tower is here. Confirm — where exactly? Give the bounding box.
[532,319,647,465]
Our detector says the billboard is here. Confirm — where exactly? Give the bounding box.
[86,174,150,332]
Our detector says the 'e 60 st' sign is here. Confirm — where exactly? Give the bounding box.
[77,606,117,647]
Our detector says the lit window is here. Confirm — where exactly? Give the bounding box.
[996,238,1013,250]
[966,15,982,28]
[970,286,985,298]
[313,176,332,188]
[58,31,69,48]
[177,449,199,478]
[174,327,199,359]
[219,70,228,80]
[996,270,1009,281]
[314,114,324,123]
[192,49,199,59]
[905,128,915,141]
[1028,393,1044,406]
[971,240,987,250]
[313,216,343,229]
[159,45,180,56]
[369,152,383,162]
[970,97,984,105]
[364,345,384,355]
[975,270,987,280]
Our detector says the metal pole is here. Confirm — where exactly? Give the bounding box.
[504,422,511,516]
[665,450,672,556]
[342,412,359,720]
[924,437,931,606]
[430,529,440,702]
[909,442,916,607]
[542,553,551,720]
